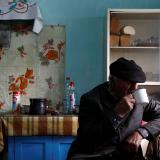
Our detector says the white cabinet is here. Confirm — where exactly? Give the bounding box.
[106,9,160,96]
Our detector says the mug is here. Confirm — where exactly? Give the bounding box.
[132,88,149,105]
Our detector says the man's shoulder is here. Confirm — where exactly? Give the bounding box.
[82,82,108,99]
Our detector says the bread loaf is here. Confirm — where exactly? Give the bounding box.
[120,26,135,35]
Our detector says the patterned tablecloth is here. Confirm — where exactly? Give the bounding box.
[0,115,78,152]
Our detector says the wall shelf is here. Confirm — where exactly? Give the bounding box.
[111,46,160,49]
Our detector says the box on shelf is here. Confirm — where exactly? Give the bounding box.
[120,34,131,46]
[110,34,119,47]
[110,15,121,34]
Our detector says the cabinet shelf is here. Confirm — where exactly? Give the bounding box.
[110,46,159,49]
[110,9,160,20]
[138,82,160,85]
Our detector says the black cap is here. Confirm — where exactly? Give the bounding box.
[110,57,146,83]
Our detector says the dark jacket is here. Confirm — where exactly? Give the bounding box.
[67,82,160,158]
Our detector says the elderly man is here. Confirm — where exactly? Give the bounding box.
[67,57,160,160]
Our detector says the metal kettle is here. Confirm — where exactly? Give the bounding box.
[29,98,47,115]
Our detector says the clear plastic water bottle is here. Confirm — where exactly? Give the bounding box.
[69,81,76,113]
[64,77,71,114]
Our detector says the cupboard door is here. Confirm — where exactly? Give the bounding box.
[53,136,75,160]
[8,137,15,160]
[8,136,75,160]
[14,136,53,160]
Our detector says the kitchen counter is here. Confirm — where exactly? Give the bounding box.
[0,115,78,152]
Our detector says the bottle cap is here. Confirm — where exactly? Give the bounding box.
[69,81,74,87]
[66,77,70,80]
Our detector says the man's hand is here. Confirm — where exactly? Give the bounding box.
[114,94,135,118]
[121,131,143,153]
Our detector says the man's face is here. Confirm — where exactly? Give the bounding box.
[109,75,138,98]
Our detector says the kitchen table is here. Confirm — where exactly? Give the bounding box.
[0,115,78,160]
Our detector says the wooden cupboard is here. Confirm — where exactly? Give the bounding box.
[8,136,75,160]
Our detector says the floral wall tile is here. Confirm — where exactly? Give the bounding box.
[7,33,37,66]
[0,24,65,111]
[37,26,65,66]
[0,82,10,109]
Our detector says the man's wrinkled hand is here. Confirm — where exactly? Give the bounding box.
[121,131,143,153]
[114,94,135,118]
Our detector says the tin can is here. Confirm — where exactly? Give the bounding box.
[12,91,20,110]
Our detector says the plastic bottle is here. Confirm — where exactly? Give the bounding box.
[69,81,76,113]
[64,77,71,114]
[12,91,20,111]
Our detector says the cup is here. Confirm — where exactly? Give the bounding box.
[132,88,149,105]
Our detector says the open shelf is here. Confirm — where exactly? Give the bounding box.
[111,46,160,49]
[107,9,160,95]
[138,82,160,85]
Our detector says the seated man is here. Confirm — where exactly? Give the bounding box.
[67,57,160,160]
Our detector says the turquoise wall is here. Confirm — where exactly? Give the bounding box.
[38,0,160,103]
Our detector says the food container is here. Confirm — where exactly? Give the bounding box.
[120,34,131,46]
[29,98,47,115]
[110,34,119,46]
[110,15,120,34]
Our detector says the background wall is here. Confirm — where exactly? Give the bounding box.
[37,0,160,104]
